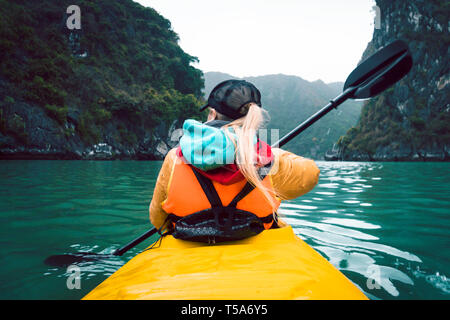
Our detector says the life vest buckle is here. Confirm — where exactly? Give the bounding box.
[207,236,216,245]
[213,206,236,234]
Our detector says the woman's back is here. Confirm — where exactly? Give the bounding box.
[149,80,320,237]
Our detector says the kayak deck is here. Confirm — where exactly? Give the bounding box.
[84,226,367,300]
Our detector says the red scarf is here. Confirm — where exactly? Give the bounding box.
[176,140,273,185]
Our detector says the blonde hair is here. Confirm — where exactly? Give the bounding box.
[221,103,278,213]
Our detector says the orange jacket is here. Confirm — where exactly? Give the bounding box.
[149,148,320,230]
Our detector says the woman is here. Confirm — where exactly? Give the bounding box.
[149,80,319,242]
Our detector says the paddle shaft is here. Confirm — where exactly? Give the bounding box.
[114,87,357,256]
[113,227,158,256]
[272,86,356,148]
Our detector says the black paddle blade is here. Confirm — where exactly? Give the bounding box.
[44,228,158,267]
[344,40,413,99]
[44,252,110,267]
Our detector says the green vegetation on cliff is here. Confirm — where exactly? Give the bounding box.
[0,0,204,157]
[337,0,449,161]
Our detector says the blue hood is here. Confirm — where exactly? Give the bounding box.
[179,119,240,171]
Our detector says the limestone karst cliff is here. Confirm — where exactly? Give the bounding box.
[337,0,449,161]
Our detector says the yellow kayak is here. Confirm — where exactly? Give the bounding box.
[83,225,367,300]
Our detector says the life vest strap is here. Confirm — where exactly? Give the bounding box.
[189,163,271,209]
[190,166,223,207]
[190,165,261,234]
[227,181,255,208]
[168,208,271,243]
[167,163,276,243]
[168,211,273,224]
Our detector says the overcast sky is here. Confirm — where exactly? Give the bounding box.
[136,0,376,83]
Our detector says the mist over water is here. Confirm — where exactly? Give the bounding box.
[0,160,448,299]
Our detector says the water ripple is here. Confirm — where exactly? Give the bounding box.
[277,161,450,298]
[0,160,448,299]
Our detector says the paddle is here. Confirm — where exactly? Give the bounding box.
[45,39,412,267]
[273,39,412,148]
[113,227,158,256]
[44,227,158,266]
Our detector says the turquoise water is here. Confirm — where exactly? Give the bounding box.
[0,160,448,299]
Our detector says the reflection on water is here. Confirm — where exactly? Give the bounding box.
[0,160,449,299]
[279,161,450,299]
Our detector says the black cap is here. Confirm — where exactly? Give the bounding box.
[200,80,262,119]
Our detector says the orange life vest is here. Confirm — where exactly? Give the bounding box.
[162,157,281,241]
